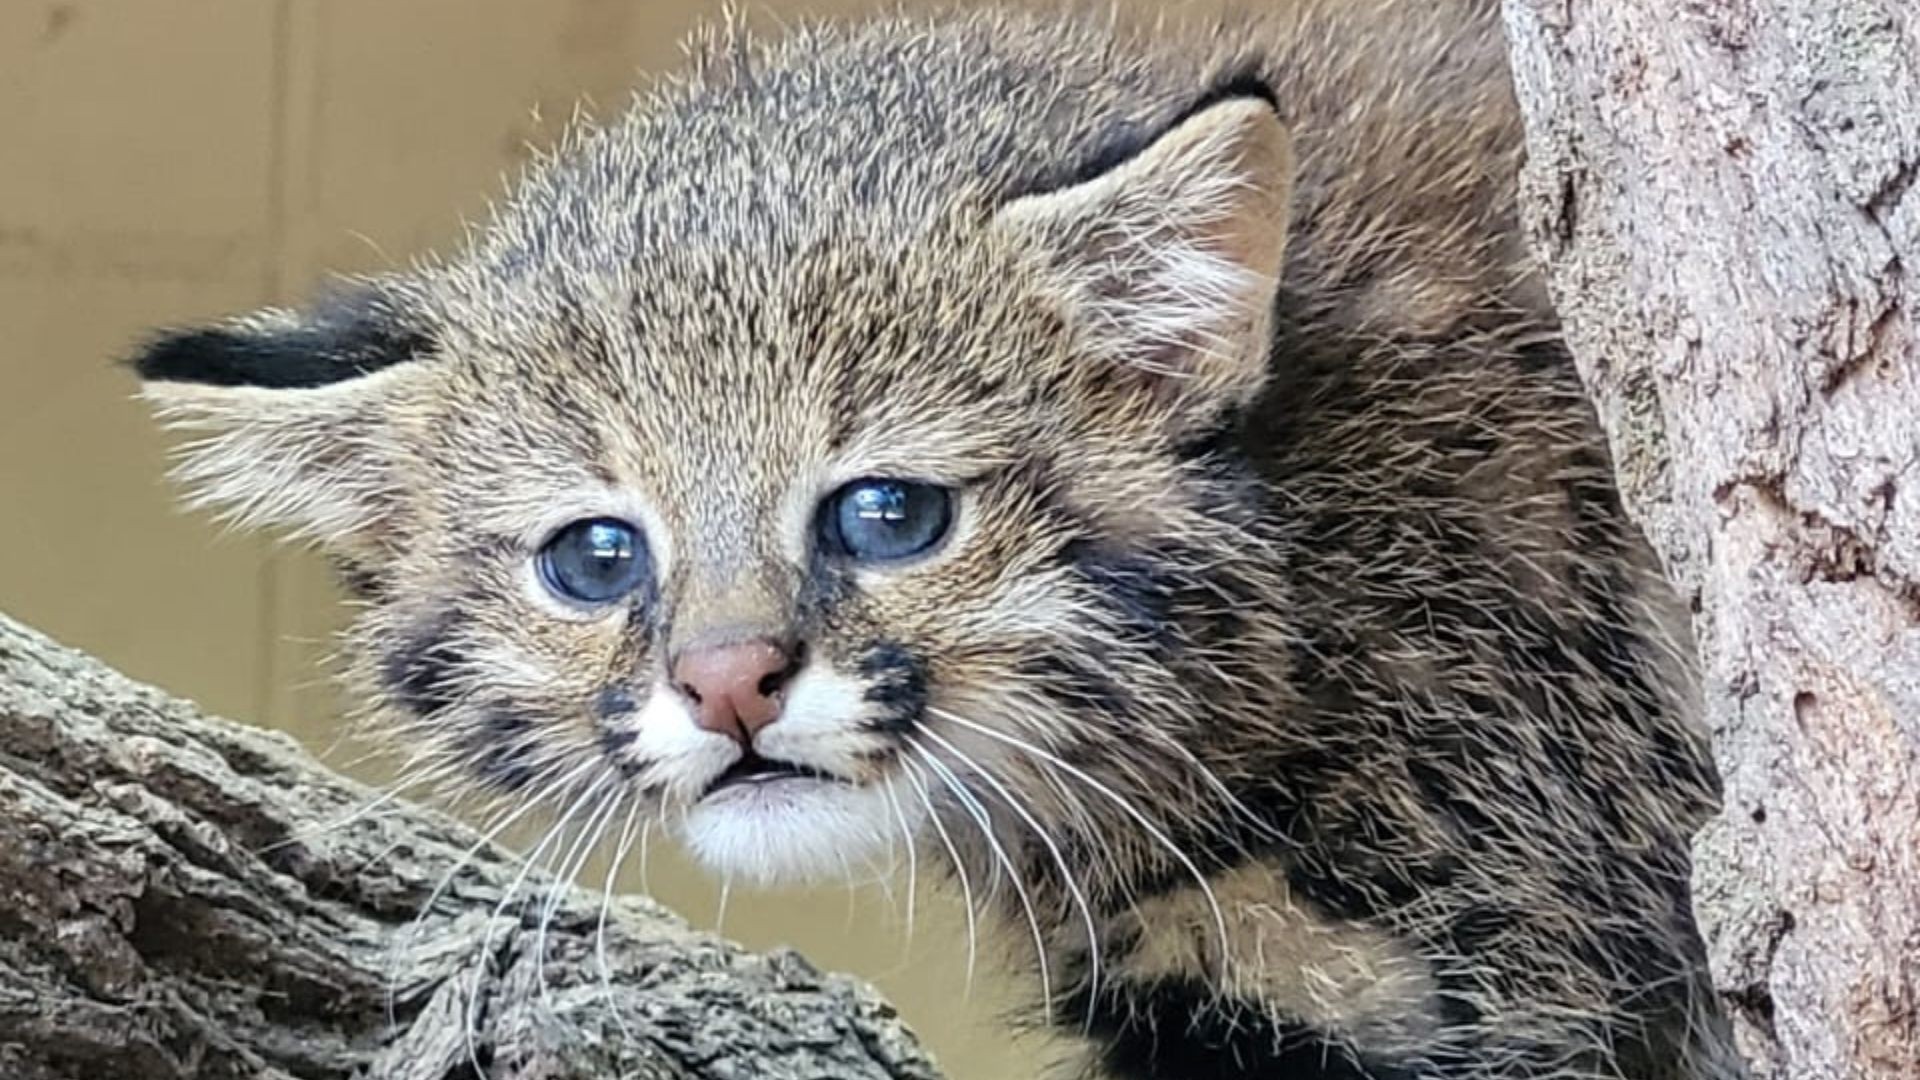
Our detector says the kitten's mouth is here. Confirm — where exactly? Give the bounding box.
[702,751,845,799]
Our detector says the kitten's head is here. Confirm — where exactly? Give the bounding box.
[135,41,1294,888]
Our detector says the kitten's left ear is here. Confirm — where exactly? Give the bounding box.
[995,90,1293,431]
[131,280,436,551]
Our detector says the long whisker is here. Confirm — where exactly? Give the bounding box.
[916,723,1103,1025]
[636,817,655,895]
[909,738,1055,1027]
[463,770,612,1079]
[596,792,646,1041]
[716,876,734,935]
[900,754,978,991]
[930,705,1232,971]
[387,754,598,1027]
[881,773,919,948]
[333,763,500,883]
[535,783,626,1014]
[254,757,466,857]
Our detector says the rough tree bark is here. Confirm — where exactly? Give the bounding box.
[0,613,944,1080]
[1502,1,1919,1077]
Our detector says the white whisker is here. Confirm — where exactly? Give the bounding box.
[463,770,612,1079]
[637,817,655,895]
[910,739,1055,1027]
[901,754,979,992]
[387,754,597,1027]
[917,724,1104,1024]
[596,791,644,1044]
[535,783,626,1014]
[931,705,1232,971]
[254,759,461,857]
[881,773,920,948]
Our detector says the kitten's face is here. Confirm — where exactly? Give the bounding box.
[355,239,1144,884]
[136,94,1292,887]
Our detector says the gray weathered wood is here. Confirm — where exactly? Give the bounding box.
[0,612,944,1080]
[1502,1,1919,1076]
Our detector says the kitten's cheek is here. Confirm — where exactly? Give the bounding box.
[616,686,735,803]
[678,780,924,887]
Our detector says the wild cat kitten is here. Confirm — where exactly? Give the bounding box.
[132,2,1742,1077]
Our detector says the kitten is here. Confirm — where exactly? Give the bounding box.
[133,3,1740,1077]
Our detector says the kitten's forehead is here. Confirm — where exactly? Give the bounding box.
[421,236,1039,547]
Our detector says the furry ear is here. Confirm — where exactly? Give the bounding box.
[132,282,434,549]
[996,91,1294,428]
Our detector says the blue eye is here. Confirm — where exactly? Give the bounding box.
[538,518,649,604]
[825,479,953,563]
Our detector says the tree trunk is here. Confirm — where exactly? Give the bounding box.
[1501,1,1920,1076]
[0,612,943,1080]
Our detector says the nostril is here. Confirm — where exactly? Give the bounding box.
[671,637,802,736]
[756,640,806,698]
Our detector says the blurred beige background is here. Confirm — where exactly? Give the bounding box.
[0,3,1087,1075]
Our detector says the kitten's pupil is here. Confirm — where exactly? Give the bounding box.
[539,517,648,604]
[829,479,952,562]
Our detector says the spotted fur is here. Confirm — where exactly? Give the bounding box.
[134,3,1740,1077]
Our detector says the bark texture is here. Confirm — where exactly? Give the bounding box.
[0,612,943,1080]
[1502,2,1919,1076]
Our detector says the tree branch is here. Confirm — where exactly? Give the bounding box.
[0,612,944,1080]
[1502,1,1920,1075]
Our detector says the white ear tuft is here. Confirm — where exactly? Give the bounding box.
[131,286,432,550]
[140,371,413,547]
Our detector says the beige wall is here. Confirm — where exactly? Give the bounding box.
[0,4,1051,1075]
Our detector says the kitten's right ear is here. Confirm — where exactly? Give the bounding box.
[993,91,1293,434]
[131,282,436,548]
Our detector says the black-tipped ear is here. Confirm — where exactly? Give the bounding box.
[130,283,433,390]
[132,282,435,548]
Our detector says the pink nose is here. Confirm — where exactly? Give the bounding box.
[671,639,795,744]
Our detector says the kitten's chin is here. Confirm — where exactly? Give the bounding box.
[677,776,920,887]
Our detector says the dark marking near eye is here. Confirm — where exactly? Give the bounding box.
[381,614,464,717]
[1066,976,1422,1080]
[855,641,929,734]
[462,710,535,792]
[597,725,644,778]
[795,557,856,629]
[1060,540,1180,651]
[595,686,639,720]
[1016,651,1132,719]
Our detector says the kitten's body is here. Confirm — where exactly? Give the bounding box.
[135,3,1738,1077]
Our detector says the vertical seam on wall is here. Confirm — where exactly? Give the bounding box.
[255,0,295,724]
